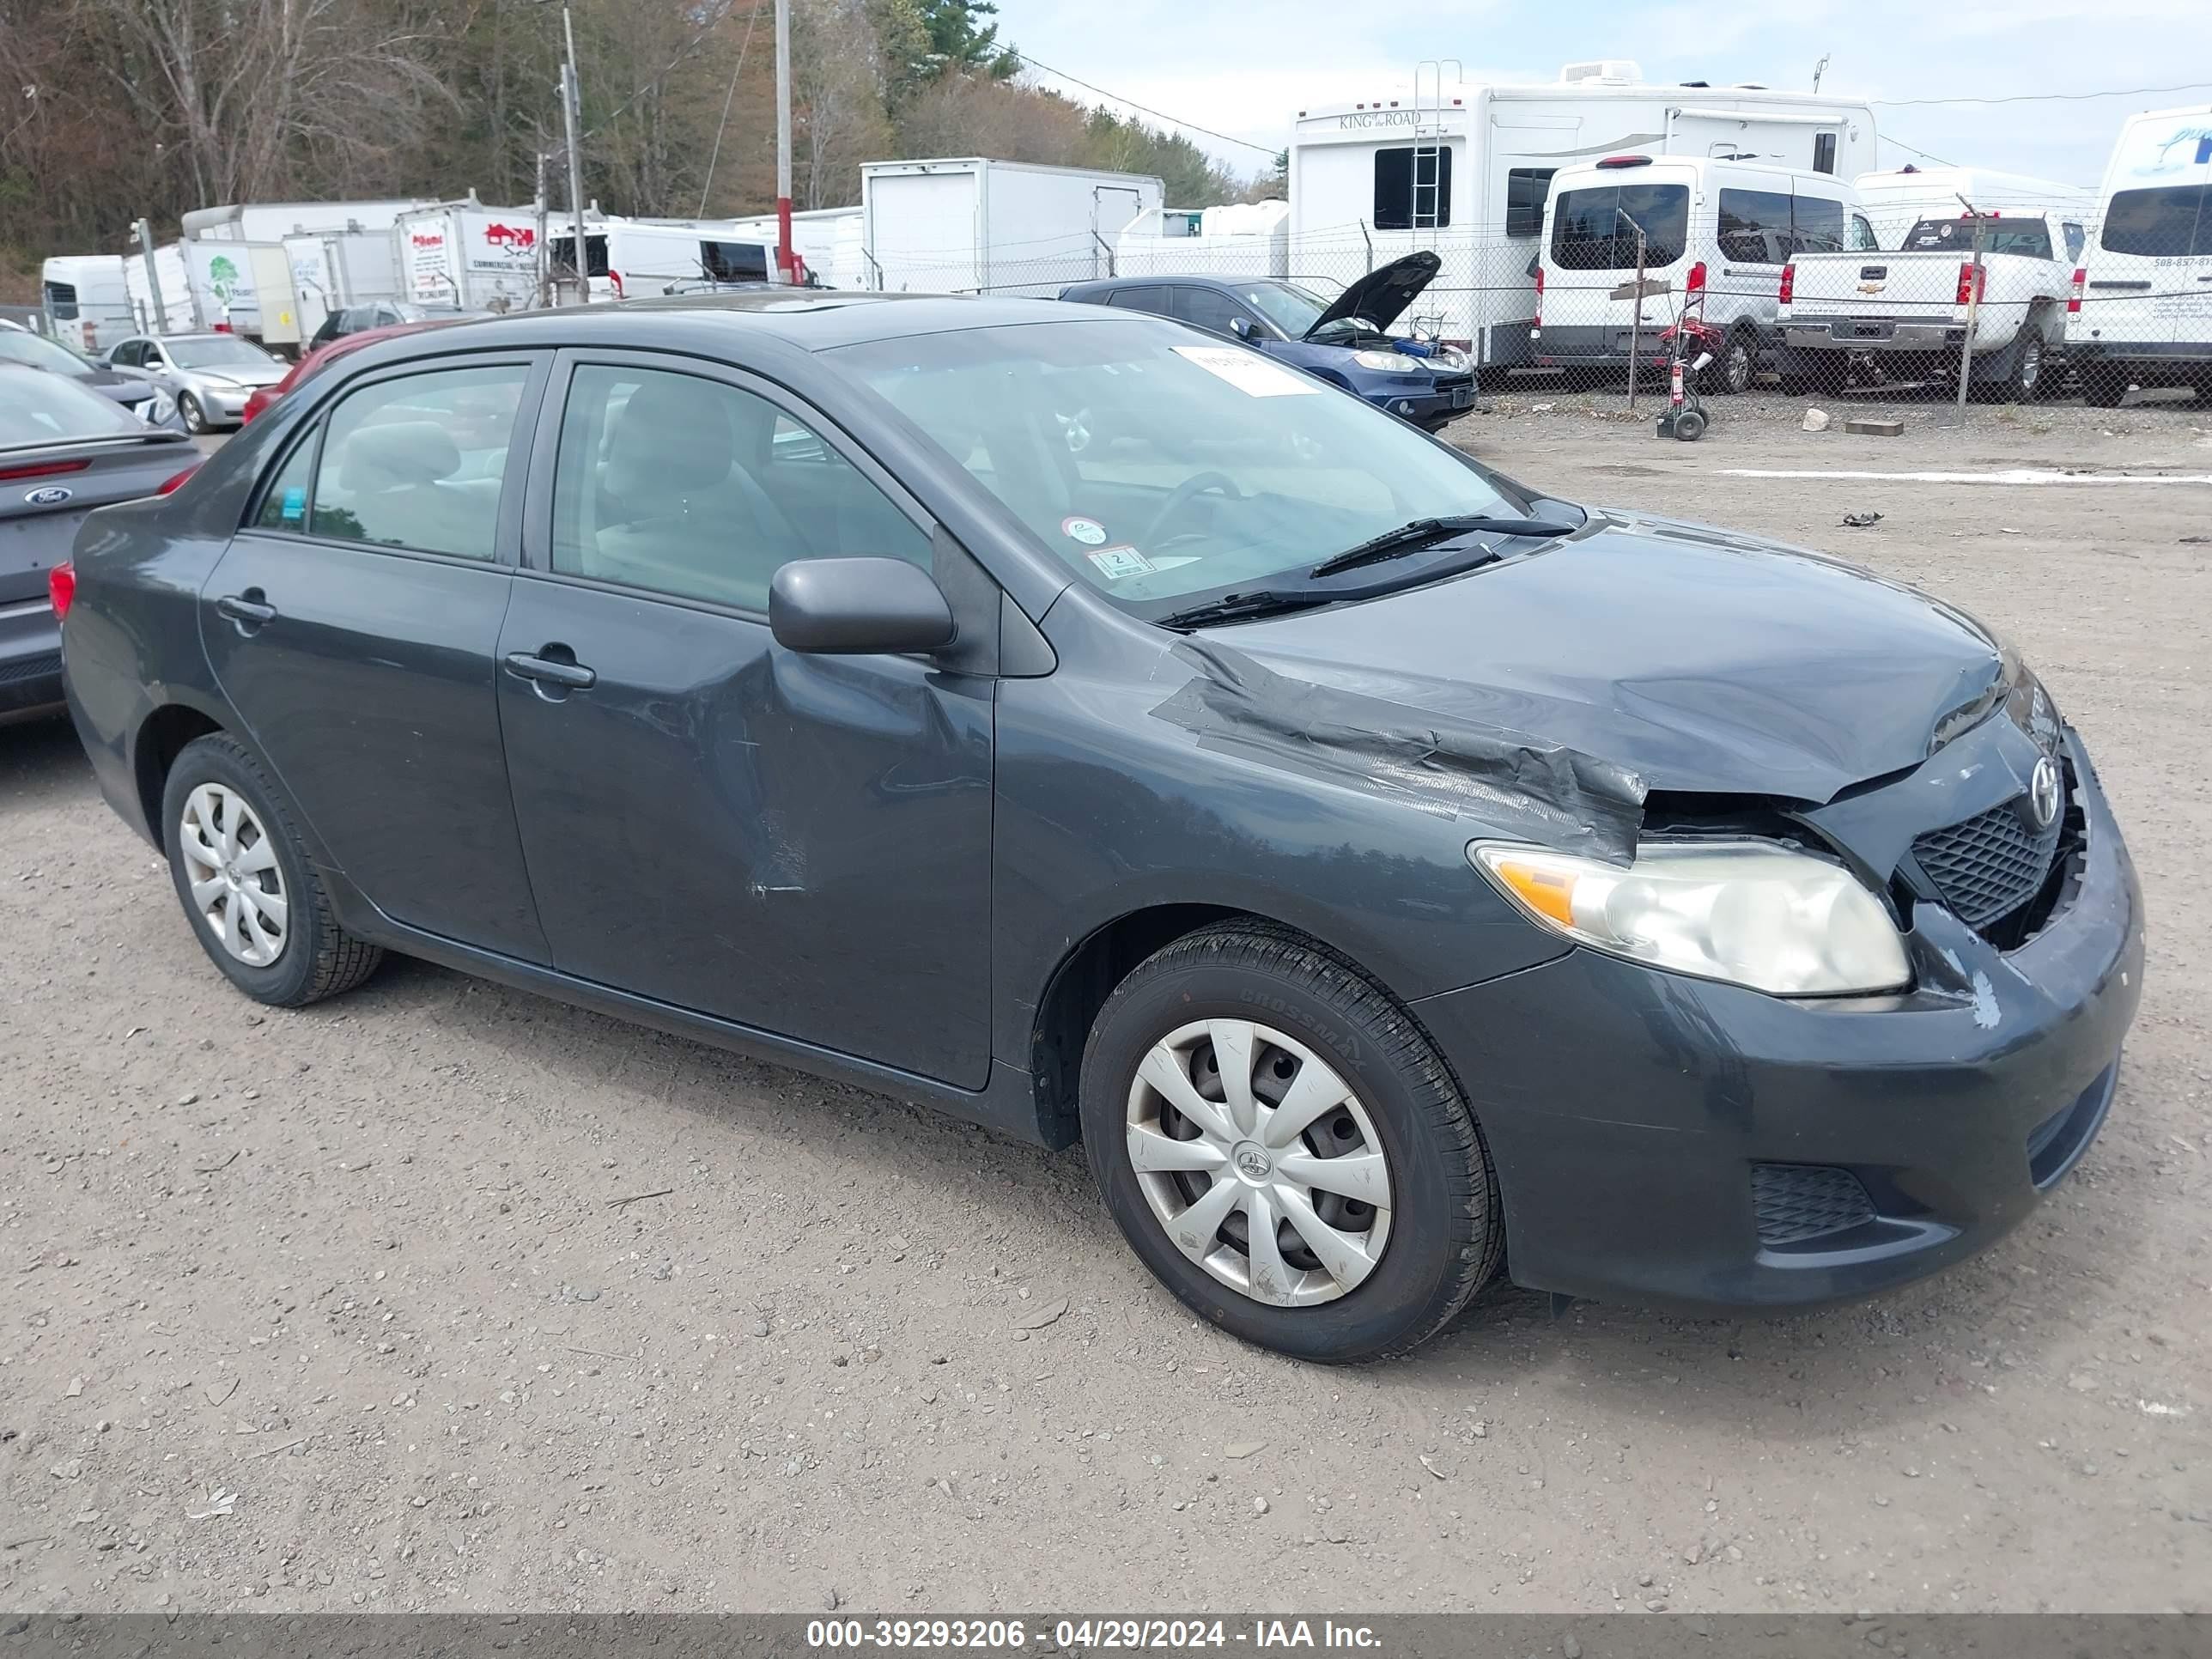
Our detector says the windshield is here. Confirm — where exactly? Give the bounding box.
[168,337,277,368]
[1902,216,2053,259]
[1237,281,1331,337]
[0,331,97,379]
[830,317,1528,616]
[0,367,144,447]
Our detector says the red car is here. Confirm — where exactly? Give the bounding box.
[240,317,468,424]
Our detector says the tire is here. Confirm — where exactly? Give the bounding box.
[1705,330,1756,396]
[1672,406,1708,441]
[2080,362,2130,408]
[1079,921,1503,1363]
[2006,321,2050,403]
[160,732,383,1006]
[179,392,206,434]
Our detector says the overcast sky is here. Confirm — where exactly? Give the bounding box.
[1003,0,2212,187]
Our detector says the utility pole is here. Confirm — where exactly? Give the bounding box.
[534,150,552,308]
[1953,192,1985,424]
[131,218,166,333]
[775,0,793,282]
[561,3,589,303]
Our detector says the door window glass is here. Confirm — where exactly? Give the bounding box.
[1105,287,1172,315]
[1550,185,1690,269]
[1170,288,1250,335]
[1717,188,1795,264]
[2100,186,2209,257]
[1790,194,1848,255]
[549,365,929,613]
[309,364,527,558]
[252,434,318,532]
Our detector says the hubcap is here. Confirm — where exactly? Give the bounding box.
[2021,339,2041,390]
[178,783,288,968]
[1125,1018,1395,1308]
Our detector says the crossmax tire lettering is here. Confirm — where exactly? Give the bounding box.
[1079,921,1503,1363]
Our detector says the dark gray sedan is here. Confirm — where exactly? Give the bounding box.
[0,326,177,426]
[55,295,2142,1360]
[2,367,196,720]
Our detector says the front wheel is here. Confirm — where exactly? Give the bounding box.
[179,392,207,434]
[1079,923,1503,1362]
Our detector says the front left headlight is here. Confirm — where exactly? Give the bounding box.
[1352,349,1424,374]
[1471,839,1910,996]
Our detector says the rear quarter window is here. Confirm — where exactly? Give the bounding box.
[2100,185,2209,258]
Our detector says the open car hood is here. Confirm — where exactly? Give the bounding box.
[1305,251,1442,339]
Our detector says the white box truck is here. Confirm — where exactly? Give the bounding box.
[40,255,136,354]
[123,240,303,346]
[283,230,408,342]
[1287,59,1877,366]
[712,206,866,289]
[395,203,545,311]
[860,158,1164,296]
[182,200,437,243]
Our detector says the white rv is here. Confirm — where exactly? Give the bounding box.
[1286,60,1877,365]
[2067,104,2212,404]
[40,255,135,353]
[860,158,1164,297]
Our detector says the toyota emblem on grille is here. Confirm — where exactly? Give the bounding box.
[2027,757,2063,830]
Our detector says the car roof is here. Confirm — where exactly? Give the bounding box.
[386,290,1103,355]
[1062,274,1234,296]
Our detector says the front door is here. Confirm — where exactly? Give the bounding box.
[201,354,552,962]
[496,353,995,1087]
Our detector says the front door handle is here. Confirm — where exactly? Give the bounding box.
[216,591,276,629]
[503,650,597,690]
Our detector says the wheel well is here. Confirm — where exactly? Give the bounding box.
[135,705,224,851]
[1029,903,1244,1143]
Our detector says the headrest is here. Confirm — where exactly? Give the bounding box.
[339,419,460,491]
[605,377,738,495]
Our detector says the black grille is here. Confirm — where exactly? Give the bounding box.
[1913,795,2065,932]
[0,650,62,688]
[1752,1164,1875,1246]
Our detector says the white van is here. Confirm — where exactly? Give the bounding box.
[1533,155,1871,392]
[2067,105,2212,404]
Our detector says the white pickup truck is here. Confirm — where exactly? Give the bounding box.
[1778,209,2087,400]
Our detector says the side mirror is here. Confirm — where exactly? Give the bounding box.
[1228,315,1255,340]
[769,557,957,656]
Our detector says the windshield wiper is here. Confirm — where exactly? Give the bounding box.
[1152,590,1337,631]
[1308,515,1580,580]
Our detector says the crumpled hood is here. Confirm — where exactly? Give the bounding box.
[1220,510,2010,805]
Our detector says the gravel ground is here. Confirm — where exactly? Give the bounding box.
[3,406,2209,1617]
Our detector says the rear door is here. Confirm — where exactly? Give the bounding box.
[1541,170,1693,353]
[1712,180,1794,334]
[199,352,553,961]
[2086,118,2212,349]
[495,350,996,1086]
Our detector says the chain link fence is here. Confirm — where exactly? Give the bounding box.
[884,185,2211,416]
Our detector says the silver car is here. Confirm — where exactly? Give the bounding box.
[0,366,197,720]
[106,332,289,434]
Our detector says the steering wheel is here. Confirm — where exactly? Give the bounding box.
[1140,471,1243,549]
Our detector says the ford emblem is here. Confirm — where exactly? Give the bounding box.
[2027,756,2063,831]
[24,485,74,507]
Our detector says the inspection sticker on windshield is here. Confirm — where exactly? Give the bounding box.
[1060,515,1109,546]
[1086,544,1155,580]
[1172,345,1319,398]
[280,486,306,524]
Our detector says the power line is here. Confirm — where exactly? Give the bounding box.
[1870,79,2212,108]
[697,0,766,216]
[1012,51,1279,159]
[1879,131,1960,168]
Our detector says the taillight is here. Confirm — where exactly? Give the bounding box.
[1956,262,1981,306]
[1778,263,1795,306]
[1534,266,1544,326]
[157,465,199,496]
[1686,260,1707,296]
[2068,266,2087,315]
[0,458,91,483]
[48,561,75,623]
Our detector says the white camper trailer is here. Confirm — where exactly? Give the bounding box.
[395,203,545,311]
[860,158,1164,296]
[1286,60,1877,364]
[40,255,135,353]
[1117,201,1291,280]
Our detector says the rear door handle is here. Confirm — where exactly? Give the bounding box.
[503,651,597,690]
[216,592,276,627]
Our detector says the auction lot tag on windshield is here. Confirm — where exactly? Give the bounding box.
[1087,544,1155,580]
[1172,345,1319,398]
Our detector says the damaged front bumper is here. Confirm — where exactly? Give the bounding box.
[1413,726,2143,1313]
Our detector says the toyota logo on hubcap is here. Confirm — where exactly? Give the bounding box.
[1232,1142,1273,1182]
[2027,756,2063,831]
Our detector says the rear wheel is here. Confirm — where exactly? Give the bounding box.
[1705,329,1757,396]
[2080,362,2131,407]
[1079,922,1502,1363]
[160,733,383,1006]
